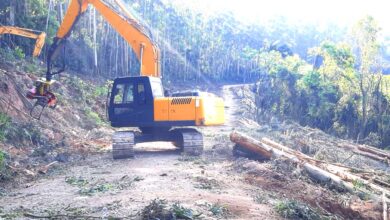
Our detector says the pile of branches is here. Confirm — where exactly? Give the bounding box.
[230,131,390,219]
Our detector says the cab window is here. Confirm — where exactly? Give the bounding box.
[138,83,146,104]
[124,84,134,103]
[113,84,134,104]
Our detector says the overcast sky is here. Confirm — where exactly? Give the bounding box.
[167,0,390,36]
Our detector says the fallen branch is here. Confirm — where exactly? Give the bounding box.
[24,213,102,219]
[38,161,58,174]
[384,192,388,220]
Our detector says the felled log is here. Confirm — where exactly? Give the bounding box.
[230,131,356,192]
[337,143,390,164]
[230,131,273,159]
[357,145,390,160]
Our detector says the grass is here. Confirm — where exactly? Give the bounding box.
[352,179,367,190]
[253,194,269,204]
[65,175,144,196]
[79,183,113,196]
[141,199,201,220]
[275,200,322,220]
[65,176,89,187]
[171,202,202,219]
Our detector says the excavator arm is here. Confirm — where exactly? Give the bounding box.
[0,26,46,57]
[46,0,160,81]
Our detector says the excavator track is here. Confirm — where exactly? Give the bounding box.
[171,128,203,156]
[112,131,135,159]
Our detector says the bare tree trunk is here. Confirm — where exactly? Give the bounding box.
[45,0,53,32]
[93,8,98,72]
[9,1,16,25]
[358,77,367,142]
[115,34,119,77]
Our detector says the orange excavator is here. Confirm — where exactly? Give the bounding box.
[30,0,225,158]
[0,26,46,57]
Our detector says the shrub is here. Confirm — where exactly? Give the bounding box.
[275,200,321,220]
[0,48,15,62]
[0,150,11,181]
[13,46,25,59]
[85,108,103,126]
[0,113,11,142]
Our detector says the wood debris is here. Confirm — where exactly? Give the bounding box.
[230,131,390,208]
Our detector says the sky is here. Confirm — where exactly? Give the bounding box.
[167,0,390,36]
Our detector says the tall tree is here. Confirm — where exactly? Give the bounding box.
[351,16,382,140]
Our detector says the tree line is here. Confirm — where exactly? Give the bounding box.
[0,0,389,147]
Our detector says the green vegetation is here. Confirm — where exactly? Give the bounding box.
[13,46,25,59]
[207,203,228,217]
[141,199,201,220]
[79,183,113,196]
[275,200,322,220]
[0,150,11,181]
[85,107,103,126]
[0,113,11,142]
[4,122,42,147]
[352,179,367,190]
[65,175,144,196]
[255,16,390,147]
[65,176,89,187]
[171,202,202,220]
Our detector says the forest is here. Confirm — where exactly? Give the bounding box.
[0,0,389,148]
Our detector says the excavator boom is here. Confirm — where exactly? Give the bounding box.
[47,0,160,80]
[0,26,46,57]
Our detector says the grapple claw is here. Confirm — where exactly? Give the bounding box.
[26,79,57,120]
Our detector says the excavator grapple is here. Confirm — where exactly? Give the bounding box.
[26,79,57,120]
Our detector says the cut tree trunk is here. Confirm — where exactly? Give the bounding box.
[230,131,272,159]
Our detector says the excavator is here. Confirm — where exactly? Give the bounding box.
[29,0,225,159]
[0,26,46,57]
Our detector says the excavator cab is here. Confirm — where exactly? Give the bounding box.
[108,76,163,128]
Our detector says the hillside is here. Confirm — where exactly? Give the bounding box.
[0,60,113,184]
